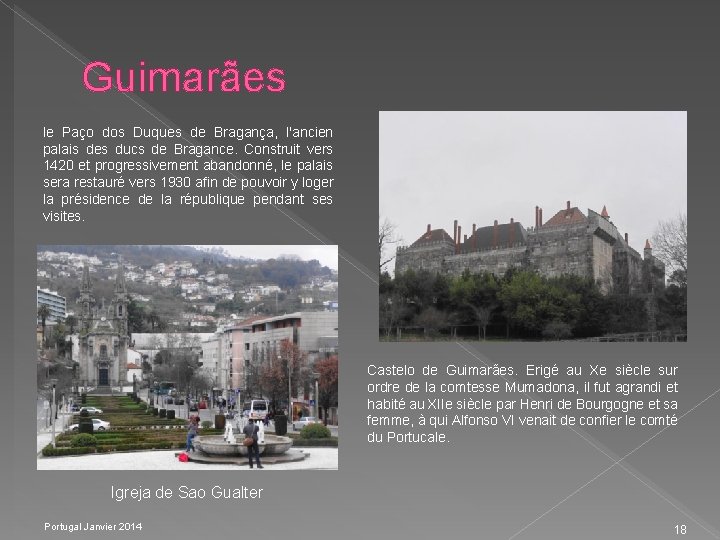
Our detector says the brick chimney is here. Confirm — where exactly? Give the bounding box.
[453,220,458,245]
[567,200,571,210]
[535,206,539,229]
[457,225,462,253]
[427,224,431,234]
[509,218,515,246]
[624,232,628,244]
[493,220,498,248]
[538,208,543,227]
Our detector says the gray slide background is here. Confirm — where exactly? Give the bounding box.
[2,1,718,539]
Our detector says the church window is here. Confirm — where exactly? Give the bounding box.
[100,344,107,357]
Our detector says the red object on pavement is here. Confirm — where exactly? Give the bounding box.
[178,452,189,462]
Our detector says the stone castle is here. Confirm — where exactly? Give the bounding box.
[395,201,665,294]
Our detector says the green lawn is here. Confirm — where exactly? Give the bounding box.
[42,395,220,457]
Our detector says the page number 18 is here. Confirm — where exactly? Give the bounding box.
[675,524,687,535]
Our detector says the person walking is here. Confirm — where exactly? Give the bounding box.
[242,419,263,468]
[186,415,199,452]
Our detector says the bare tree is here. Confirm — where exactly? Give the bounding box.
[415,306,448,338]
[652,213,687,285]
[379,217,402,273]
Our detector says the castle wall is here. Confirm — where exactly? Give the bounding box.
[613,244,644,294]
[527,223,594,279]
[442,246,527,277]
[592,235,614,290]
[395,241,454,275]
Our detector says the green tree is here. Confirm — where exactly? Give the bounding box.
[37,304,51,347]
[656,285,687,334]
[65,315,78,334]
[146,310,165,331]
[498,271,581,338]
[450,271,500,340]
[127,300,146,333]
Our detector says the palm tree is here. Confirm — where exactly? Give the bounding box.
[37,304,51,347]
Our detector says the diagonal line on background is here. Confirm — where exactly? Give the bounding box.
[455,342,719,539]
[4,1,379,286]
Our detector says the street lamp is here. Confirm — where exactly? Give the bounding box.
[50,380,57,448]
[287,356,292,422]
[312,372,320,421]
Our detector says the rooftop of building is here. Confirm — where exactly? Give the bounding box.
[463,221,527,250]
[410,227,454,247]
[542,204,588,227]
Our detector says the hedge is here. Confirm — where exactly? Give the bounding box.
[290,438,338,447]
[42,444,93,457]
[299,423,332,439]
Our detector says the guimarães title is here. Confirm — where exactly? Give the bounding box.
[83,60,285,93]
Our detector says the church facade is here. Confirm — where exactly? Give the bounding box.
[76,262,130,388]
[395,201,665,294]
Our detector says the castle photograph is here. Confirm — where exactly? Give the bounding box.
[379,111,687,342]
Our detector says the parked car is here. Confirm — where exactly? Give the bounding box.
[198,401,207,409]
[189,402,198,412]
[69,404,81,412]
[79,407,103,415]
[69,418,111,431]
[292,416,322,430]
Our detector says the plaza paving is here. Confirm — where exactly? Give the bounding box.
[37,392,338,470]
[37,447,338,470]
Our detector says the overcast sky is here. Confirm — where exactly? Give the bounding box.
[192,245,338,270]
[380,111,687,271]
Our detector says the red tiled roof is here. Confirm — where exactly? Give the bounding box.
[410,229,454,247]
[464,222,526,249]
[542,206,587,227]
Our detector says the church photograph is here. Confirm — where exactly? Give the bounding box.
[379,111,687,342]
[36,245,339,469]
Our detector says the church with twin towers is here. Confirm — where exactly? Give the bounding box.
[75,261,130,388]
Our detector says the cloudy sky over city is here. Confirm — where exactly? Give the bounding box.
[193,245,338,270]
[380,111,687,271]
